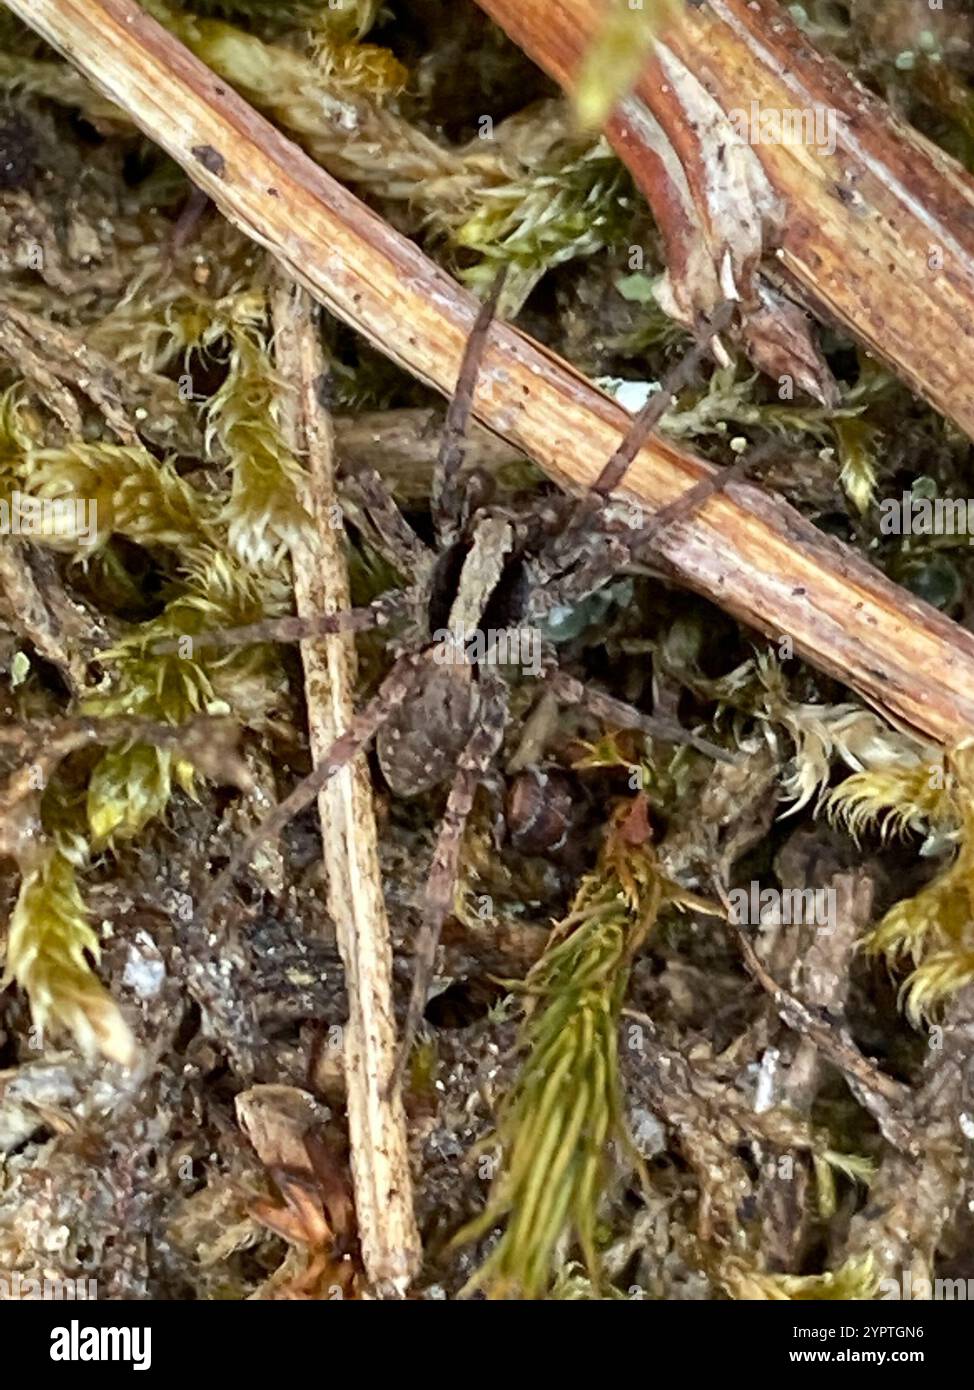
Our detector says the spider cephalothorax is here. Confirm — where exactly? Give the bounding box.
[165,282,738,1081]
[373,512,528,798]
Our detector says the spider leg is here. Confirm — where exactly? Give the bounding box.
[528,534,633,623]
[547,671,734,764]
[390,666,511,1093]
[432,268,506,547]
[622,438,775,555]
[150,589,409,655]
[591,298,737,496]
[530,440,774,625]
[197,648,429,921]
[340,466,430,579]
[514,299,738,588]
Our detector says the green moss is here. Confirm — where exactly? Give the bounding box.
[575,0,685,130]
[456,802,667,1298]
[4,842,135,1066]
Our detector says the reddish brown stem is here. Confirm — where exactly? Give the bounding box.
[477,0,974,438]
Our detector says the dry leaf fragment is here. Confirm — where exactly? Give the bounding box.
[236,1085,361,1300]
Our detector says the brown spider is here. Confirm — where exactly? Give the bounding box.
[169,283,740,1082]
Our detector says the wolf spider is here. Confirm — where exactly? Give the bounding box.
[176,283,738,1080]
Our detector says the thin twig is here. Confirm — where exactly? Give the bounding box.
[271,277,421,1295]
[477,0,974,440]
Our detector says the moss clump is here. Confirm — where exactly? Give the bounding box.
[456,798,668,1298]
[5,840,135,1066]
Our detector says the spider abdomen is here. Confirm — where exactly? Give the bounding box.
[376,663,477,798]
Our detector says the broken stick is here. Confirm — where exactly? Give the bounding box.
[271,278,421,1295]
